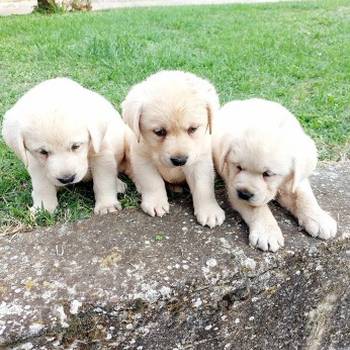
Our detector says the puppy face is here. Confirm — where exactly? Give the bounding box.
[122,71,218,168]
[23,120,90,187]
[140,100,211,167]
[215,99,318,207]
[2,78,113,189]
[223,131,292,206]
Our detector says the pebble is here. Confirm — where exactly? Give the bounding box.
[193,298,202,308]
[206,258,218,268]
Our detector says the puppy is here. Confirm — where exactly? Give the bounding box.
[122,70,225,228]
[2,78,127,214]
[213,98,337,252]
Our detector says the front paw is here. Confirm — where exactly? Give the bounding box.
[116,178,127,194]
[249,223,284,252]
[141,194,169,217]
[30,204,57,215]
[31,196,58,214]
[94,200,121,215]
[299,210,337,240]
[195,203,225,228]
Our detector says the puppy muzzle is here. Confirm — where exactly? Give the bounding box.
[237,189,254,201]
[170,155,188,167]
[57,174,76,185]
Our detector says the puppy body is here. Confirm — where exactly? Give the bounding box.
[213,98,337,251]
[122,70,225,227]
[2,78,127,214]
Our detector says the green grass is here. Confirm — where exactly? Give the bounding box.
[1,0,350,232]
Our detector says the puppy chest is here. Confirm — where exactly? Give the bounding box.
[158,166,186,184]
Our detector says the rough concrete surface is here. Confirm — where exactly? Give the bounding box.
[0,161,349,349]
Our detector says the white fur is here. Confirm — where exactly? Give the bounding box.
[122,70,225,228]
[2,78,128,214]
[213,98,337,252]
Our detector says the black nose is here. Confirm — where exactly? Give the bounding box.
[57,174,76,184]
[170,156,188,166]
[237,189,254,201]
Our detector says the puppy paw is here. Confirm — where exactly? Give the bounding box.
[30,198,58,214]
[195,204,225,228]
[249,223,284,252]
[116,179,127,194]
[141,195,169,217]
[299,210,337,240]
[94,200,122,215]
[30,205,57,215]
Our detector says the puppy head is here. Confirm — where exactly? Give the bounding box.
[21,113,92,187]
[220,130,291,206]
[219,128,317,207]
[122,70,219,167]
[2,78,111,188]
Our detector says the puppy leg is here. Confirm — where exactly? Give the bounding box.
[278,179,337,240]
[91,153,121,215]
[231,197,284,252]
[132,156,169,217]
[185,159,225,228]
[28,160,58,213]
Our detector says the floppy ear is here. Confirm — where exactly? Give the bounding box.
[291,134,317,192]
[121,99,142,142]
[2,111,28,167]
[215,137,232,177]
[206,105,213,135]
[87,117,107,154]
[204,83,219,135]
[88,125,103,154]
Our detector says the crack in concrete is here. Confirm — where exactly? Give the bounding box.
[305,292,342,350]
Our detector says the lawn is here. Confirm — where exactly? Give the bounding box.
[1,0,349,233]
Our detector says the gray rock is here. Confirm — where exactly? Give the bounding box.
[0,161,349,349]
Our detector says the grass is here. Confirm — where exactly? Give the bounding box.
[1,0,350,232]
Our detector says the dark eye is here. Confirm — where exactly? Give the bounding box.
[263,170,274,177]
[188,126,198,135]
[71,144,81,151]
[153,128,167,137]
[237,165,243,171]
[39,149,49,156]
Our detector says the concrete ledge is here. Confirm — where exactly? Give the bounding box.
[0,162,349,349]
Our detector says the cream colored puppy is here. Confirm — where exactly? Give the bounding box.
[122,70,225,228]
[2,78,127,214]
[213,98,337,252]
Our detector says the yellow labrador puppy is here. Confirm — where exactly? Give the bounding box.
[2,78,127,214]
[122,70,225,228]
[213,98,337,252]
